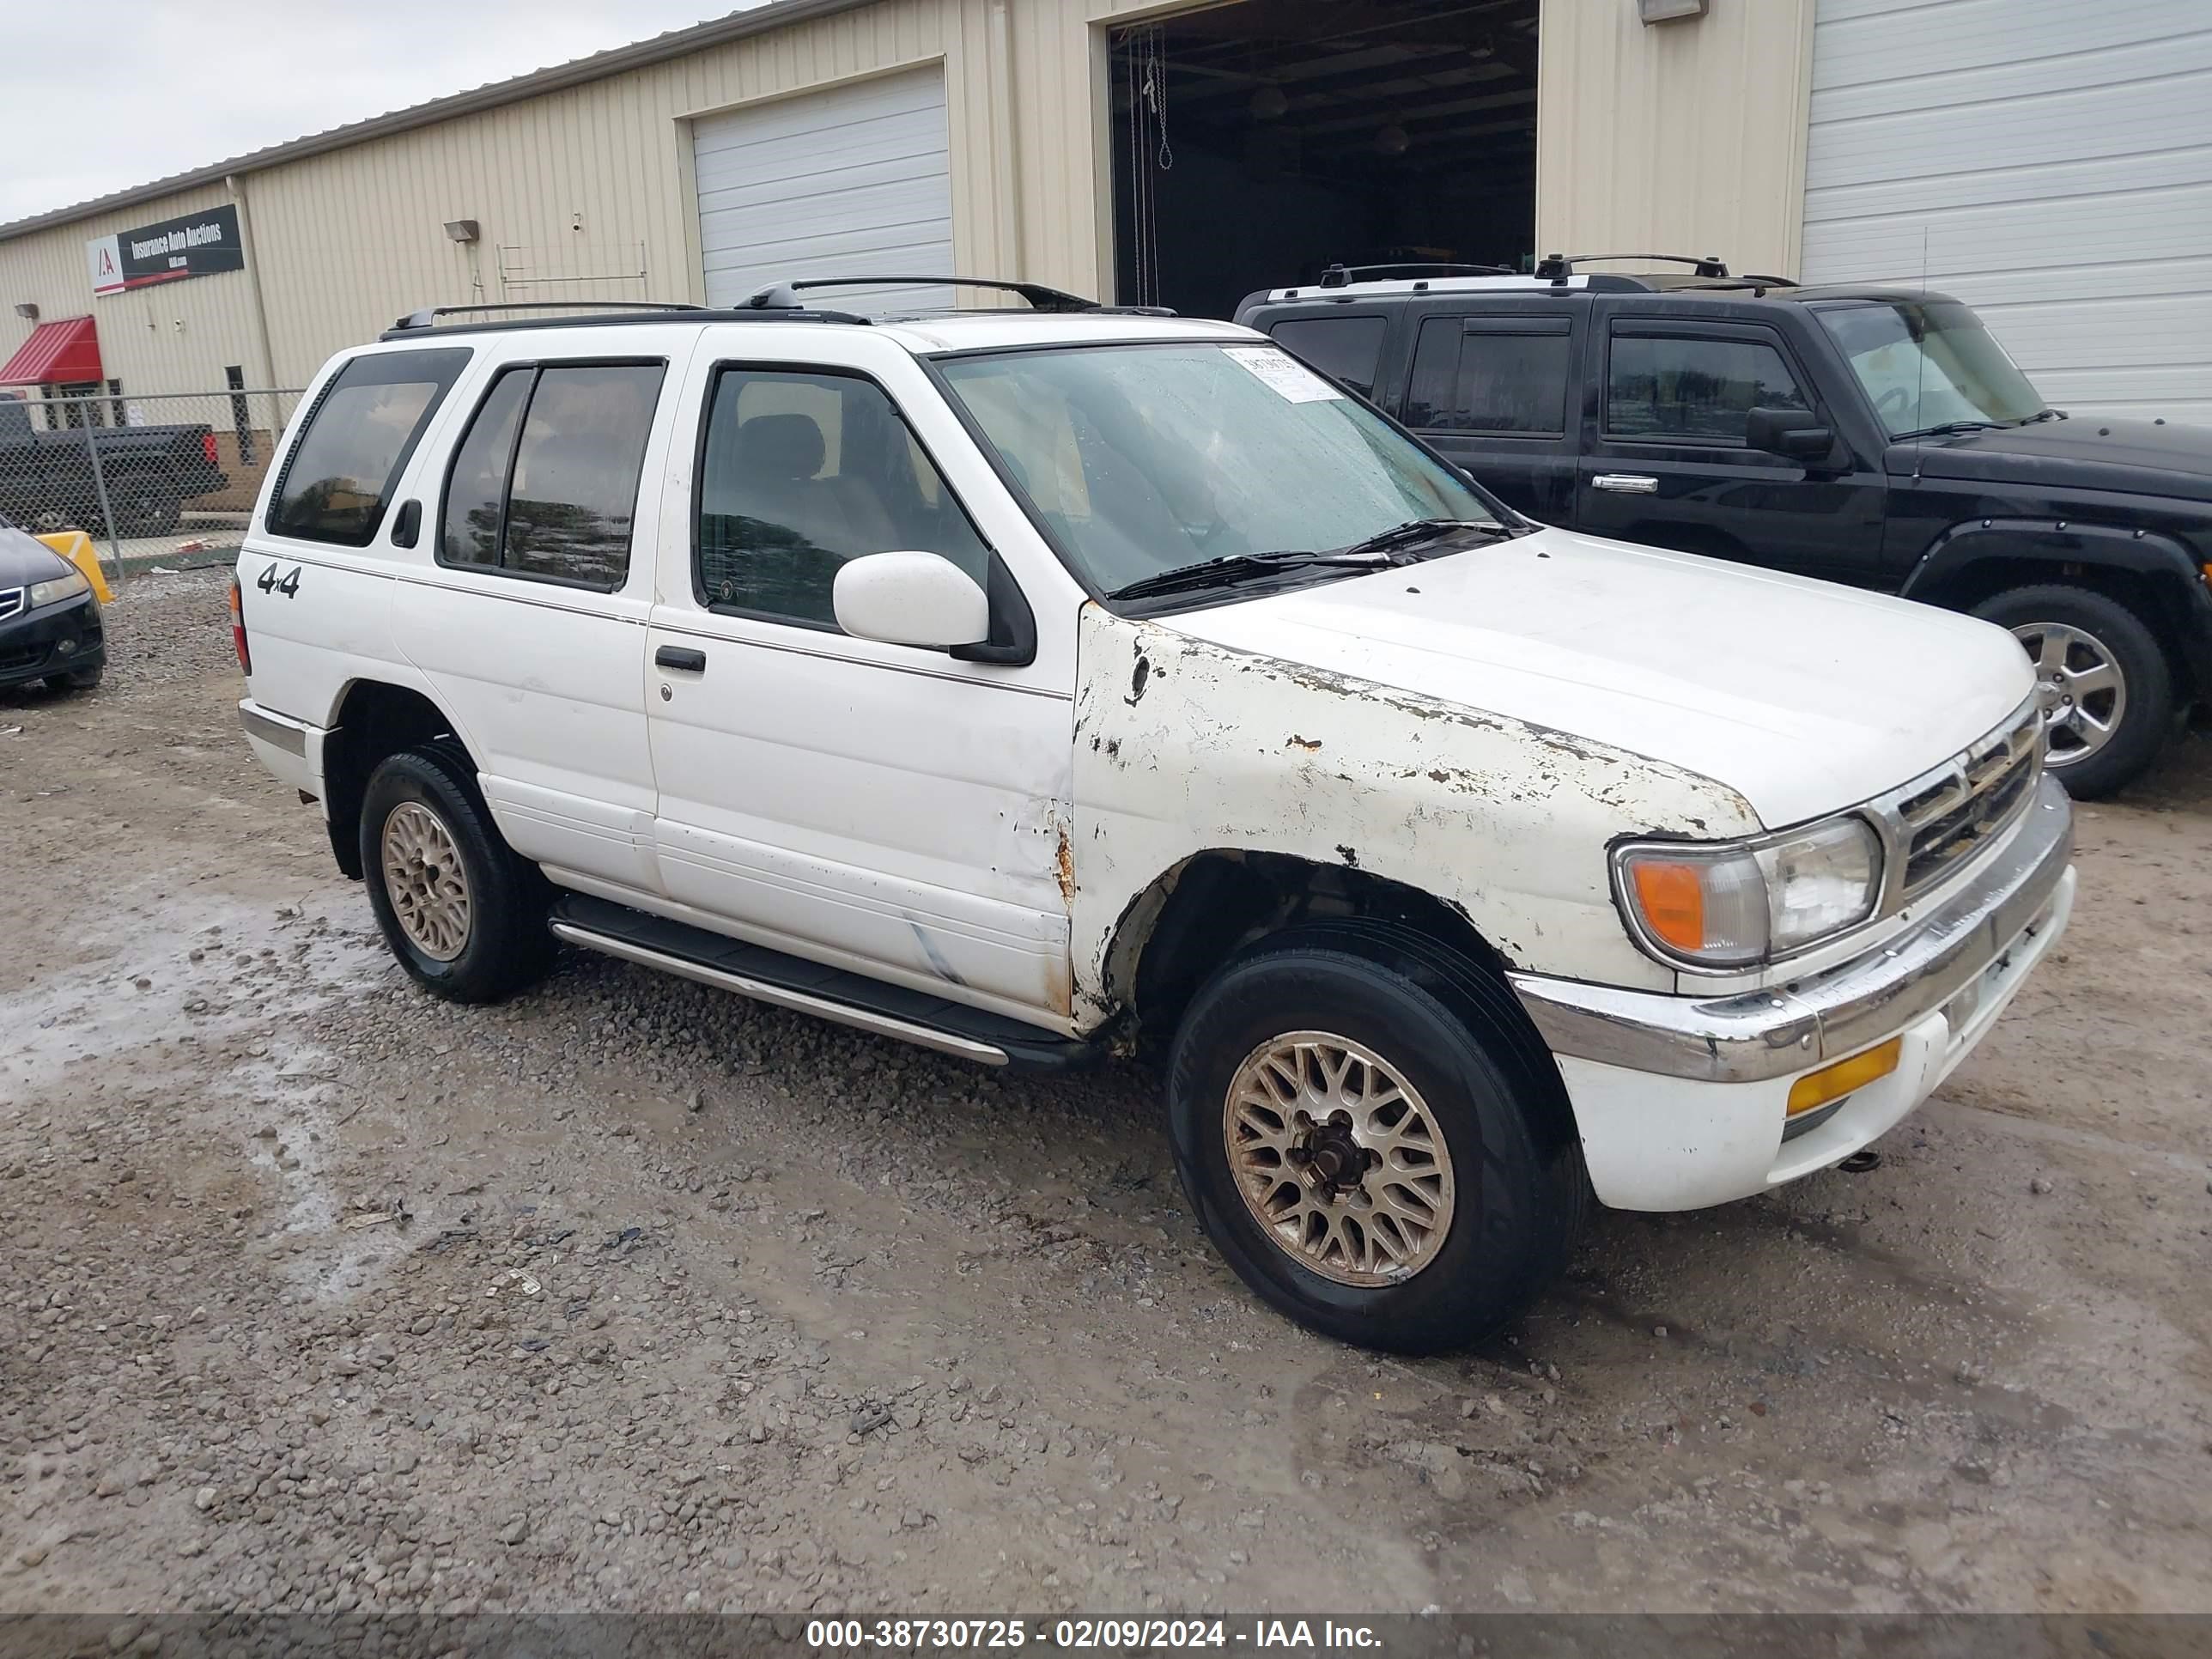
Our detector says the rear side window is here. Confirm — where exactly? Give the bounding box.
[269,349,470,545]
[1605,334,1809,444]
[1267,316,1388,399]
[1407,318,1571,434]
[438,362,665,590]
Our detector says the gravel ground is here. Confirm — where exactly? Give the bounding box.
[2,570,2209,1618]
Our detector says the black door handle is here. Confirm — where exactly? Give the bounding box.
[655,645,707,673]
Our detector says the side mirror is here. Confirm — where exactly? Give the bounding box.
[833,551,990,651]
[1745,405,1834,463]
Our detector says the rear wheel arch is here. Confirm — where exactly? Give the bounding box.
[322,679,476,880]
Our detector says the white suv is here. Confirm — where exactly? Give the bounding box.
[234,277,2074,1352]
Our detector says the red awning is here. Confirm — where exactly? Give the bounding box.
[0,316,102,386]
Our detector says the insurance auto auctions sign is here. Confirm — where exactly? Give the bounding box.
[85,204,244,295]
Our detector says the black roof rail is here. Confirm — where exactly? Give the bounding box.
[1535,252,1731,284]
[741,275,1104,313]
[389,299,705,331]
[1316,261,1516,288]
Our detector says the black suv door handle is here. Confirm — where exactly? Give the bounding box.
[655,645,707,673]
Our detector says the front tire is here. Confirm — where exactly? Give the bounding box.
[56,664,103,691]
[360,744,552,1003]
[1166,922,1585,1353]
[1970,583,2170,799]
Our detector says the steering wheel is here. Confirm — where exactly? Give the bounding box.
[1875,385,1912,422]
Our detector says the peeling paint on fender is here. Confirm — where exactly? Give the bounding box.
[1067,605,1763,1030]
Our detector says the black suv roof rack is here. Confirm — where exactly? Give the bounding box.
[1317,261,1516,288]
[1534,252,1731,283]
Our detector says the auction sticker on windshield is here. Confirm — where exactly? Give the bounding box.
[1224,345,1344,404]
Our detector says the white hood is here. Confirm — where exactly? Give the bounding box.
[1157,524,2034,829]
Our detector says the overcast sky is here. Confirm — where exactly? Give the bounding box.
[2,1,769,222]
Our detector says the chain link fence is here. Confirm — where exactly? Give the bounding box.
[0,386,307,589]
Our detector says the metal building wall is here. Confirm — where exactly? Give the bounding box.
[0,181,276,394]
[1535,0,1816,283]
[1,0,1826,395]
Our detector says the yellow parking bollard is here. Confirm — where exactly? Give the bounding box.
[35,531,113,604]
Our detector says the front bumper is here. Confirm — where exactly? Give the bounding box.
[0,592,104,687]
[1510,773,2074,1210]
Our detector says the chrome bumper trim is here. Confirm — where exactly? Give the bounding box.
[1512,773,2073,1085]
[238,700,313,757]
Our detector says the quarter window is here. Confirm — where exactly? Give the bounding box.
[695,368,991,630]
[1407,318,1571,434]
[270,349,470,545]
[1605,334,1809,444]
[437,362,665,590]
[1267,316,1389,400]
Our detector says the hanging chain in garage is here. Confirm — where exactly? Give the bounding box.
[1122,23,1173,311]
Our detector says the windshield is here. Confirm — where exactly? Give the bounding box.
[935,342,1499,598]
[1815,300,2047,437]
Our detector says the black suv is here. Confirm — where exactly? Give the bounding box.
[1238,258,2212,797]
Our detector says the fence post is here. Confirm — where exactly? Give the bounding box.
[80,404,125,594]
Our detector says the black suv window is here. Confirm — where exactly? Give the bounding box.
[1407,317,1571,434]
[1266,316,1388,399]
[270,349,470,545]
[438,362,665,590]
[1605,334,1809,444]
[695,368,991,631]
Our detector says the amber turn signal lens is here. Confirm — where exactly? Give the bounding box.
[1786,1036,1902,1117]
[1631,860,1705,953]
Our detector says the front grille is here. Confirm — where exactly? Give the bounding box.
[0,587,22,623]
[1894,703,2041,898]
[0,641,46,674]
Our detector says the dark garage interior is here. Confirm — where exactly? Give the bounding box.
[1109,0,1540,321]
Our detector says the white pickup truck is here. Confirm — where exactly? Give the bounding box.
[234,278,2074,1352]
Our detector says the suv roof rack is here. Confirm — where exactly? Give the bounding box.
[388,300,705,331]
[1534,252,1729,283]
[744,275,1093,313]
[1317,261,1516,288]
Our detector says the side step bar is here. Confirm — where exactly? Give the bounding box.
[547,896,1094,1071]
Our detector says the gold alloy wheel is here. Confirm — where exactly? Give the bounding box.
[380,801,472,962]
[1222,1031,1456,1286]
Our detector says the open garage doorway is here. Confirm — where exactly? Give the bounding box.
[1109,0,1538,319]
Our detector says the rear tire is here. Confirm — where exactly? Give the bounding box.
[1970,583,2169,799]
[1166,921,1585,1353]
[360,743,552,1003]
[106,468,182,538]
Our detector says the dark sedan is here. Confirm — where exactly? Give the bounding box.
[0,520,105,691]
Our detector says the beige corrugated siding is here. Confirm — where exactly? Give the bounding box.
[0,181,273,392]
[1536,0,1815,282]
[0,0,1815,393]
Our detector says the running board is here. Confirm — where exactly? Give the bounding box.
[547,896,1094,1071]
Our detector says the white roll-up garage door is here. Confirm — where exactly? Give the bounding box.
[1802,0,2212,422]
[692,66,954,313]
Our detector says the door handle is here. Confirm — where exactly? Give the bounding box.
[654,645,707,673]
[1592,473,1659,494]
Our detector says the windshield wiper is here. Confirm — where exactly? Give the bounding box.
[1893,419,2003,441]
[1333,517,1512,558]
[1108,549,1395,602]
[2023,407,2065,422]
[1106,520,1513,603]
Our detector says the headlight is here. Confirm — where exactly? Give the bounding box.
[27,569,91,609]
[1615,816,1882,969]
